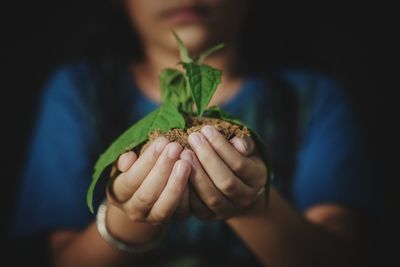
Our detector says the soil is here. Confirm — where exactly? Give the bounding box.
[138,116,250,155]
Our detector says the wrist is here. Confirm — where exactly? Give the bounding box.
[103,202,166,247]
[227,188,269,223]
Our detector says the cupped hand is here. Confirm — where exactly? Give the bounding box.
[107,137,191,225]
[180,125,268,221]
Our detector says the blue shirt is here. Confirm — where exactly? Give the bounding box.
[10,63,382,265]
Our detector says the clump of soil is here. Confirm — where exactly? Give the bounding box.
[139,116,250,155]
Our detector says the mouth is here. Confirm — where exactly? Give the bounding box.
[160,5,209,25]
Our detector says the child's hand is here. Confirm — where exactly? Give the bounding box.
[181,126,268,220]
[107,137,191,225]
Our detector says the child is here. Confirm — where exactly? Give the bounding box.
[11,1,381,266]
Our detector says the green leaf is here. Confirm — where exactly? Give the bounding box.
[159,68,192,113]
[197,43,224,63]
[160,68,184,105]
[172,31,192,63]
[86,102,185,213]
[183,63,222,116]
[204,105,274,206]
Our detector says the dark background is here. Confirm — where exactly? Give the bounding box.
[1,0,398,265]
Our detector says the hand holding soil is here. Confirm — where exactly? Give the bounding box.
[86,32,271,216]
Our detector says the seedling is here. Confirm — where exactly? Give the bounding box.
[86,32,271,212]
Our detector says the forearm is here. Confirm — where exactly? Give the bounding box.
[226,188,364,267]
[51,204,164,267]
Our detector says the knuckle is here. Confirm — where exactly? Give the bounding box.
[126,211,143,222]
[207,196,222,211]
[148,210,169,224]
[231,159,246,173]
[135,192,153,208]
[219,177,237,195]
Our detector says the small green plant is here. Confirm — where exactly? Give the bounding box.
[86,31,271,212]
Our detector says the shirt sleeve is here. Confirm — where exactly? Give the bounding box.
[292,77,383,217]
[10,65,99,238]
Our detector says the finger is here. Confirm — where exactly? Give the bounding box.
[173,184,190,219]
[180,149,235,216]
[189,187,215,221]
[201,126,245,166]
[148,160,190,224]
[230,137,267,189]
[230,136,256,157]
[125,142,183,217]
[117,151,138,172]
[188,132,253,205]
[200,126,261,187]
[201,126,253,179]
[111,137,169,203]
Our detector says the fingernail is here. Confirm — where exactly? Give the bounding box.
[238,138,248,152]
[154,137,168,153]
[117,152,130,171]
[232,137,246,153]
[167,143,182,159]
[119,152,130,162]
[201,126,215,139]
[120,151,133,162]
[188,133,204,148]
[174,161,189,176]
[180,150,194,165]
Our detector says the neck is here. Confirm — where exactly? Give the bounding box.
[132,42,244,106]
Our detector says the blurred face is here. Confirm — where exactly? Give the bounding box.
[124,0,250,55]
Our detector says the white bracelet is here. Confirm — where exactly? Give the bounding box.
[96,201,165,254]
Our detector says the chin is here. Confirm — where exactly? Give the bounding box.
[167,25,215,55]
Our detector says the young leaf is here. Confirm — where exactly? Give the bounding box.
[197,43,225,63]
[204,105,274,206]
[159,68,192,113]
[172,31,192,63]
[86,102,185,212]
[183,63,222,116]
